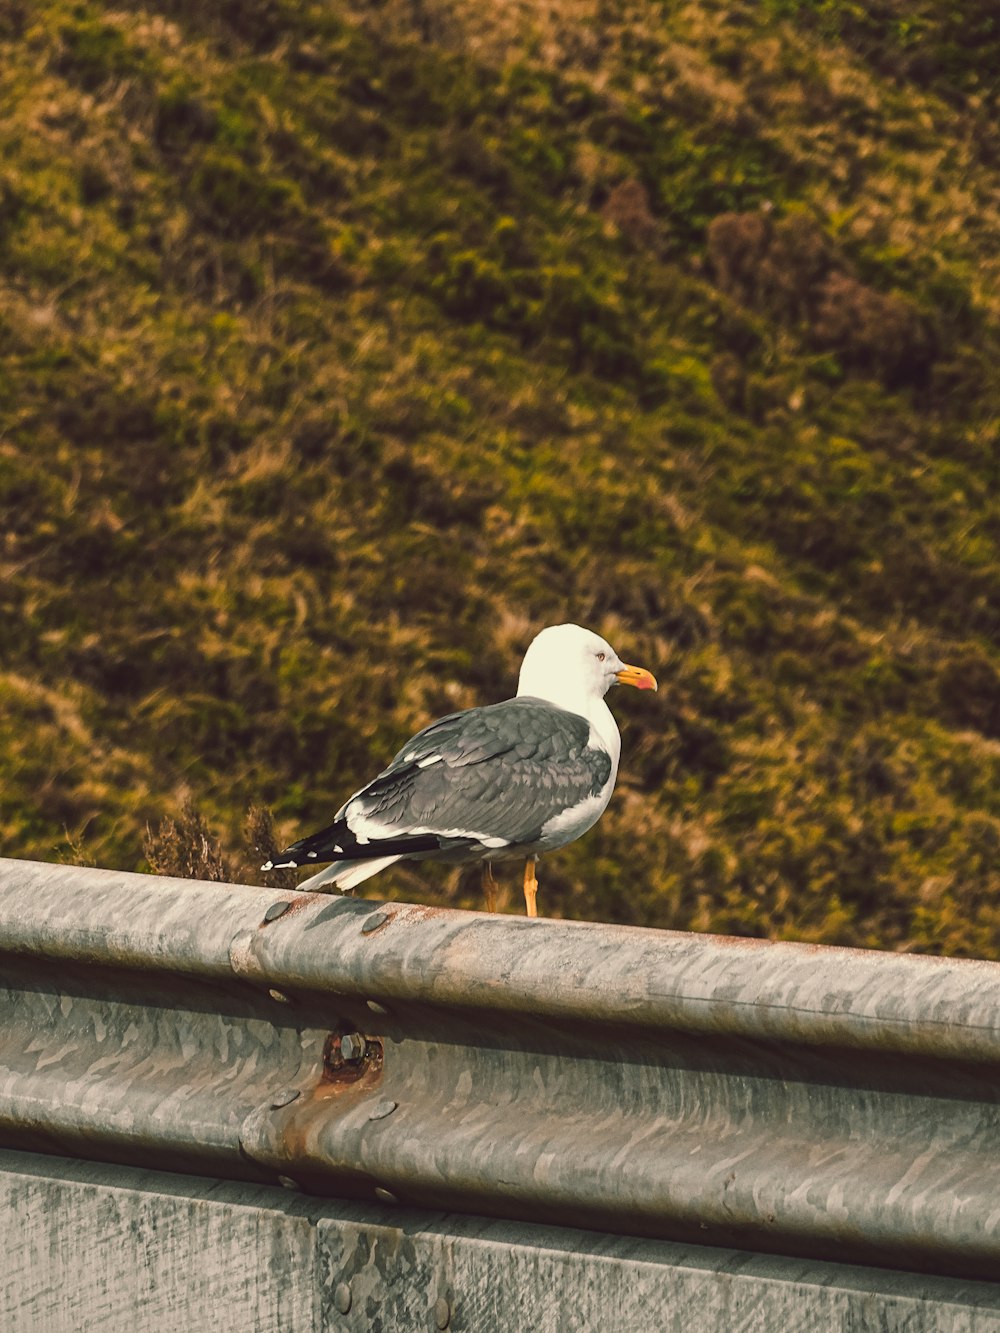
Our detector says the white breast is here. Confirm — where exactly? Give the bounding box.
[537,769,617,852]
[538,698,620,852]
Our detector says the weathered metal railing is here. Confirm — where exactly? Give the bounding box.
[2,856,1000,1285]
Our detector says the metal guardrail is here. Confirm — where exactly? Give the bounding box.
[2,857,1000,1283]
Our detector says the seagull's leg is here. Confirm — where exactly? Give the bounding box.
[482,860,498,913]
[523,857,538,917]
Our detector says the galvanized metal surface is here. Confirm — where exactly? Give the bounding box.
[4,1150,1000,1333]
[2,858,1000,1281]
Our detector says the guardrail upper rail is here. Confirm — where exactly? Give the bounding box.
[1,857,999,1280]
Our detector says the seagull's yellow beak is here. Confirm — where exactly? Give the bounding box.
[615,663,658,691]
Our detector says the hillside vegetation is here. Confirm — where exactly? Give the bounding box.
[1,0,998,951]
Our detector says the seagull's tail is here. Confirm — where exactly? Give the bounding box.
[293,855,403,894]
[261,816,434,894]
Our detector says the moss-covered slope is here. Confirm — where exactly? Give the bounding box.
[1,0,998,951]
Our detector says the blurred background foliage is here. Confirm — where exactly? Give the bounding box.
[1,0,998,951]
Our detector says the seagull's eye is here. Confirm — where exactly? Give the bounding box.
[596,651,606,661]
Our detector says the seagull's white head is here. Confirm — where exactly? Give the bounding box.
[516,623,657,711]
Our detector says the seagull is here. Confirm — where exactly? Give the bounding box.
[262,623,657,916]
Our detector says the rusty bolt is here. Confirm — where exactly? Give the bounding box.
[433,1296,452,1330]
[263,901,292,923]
[369,1098,397,1121]
[362,911,388,934]
[340,1032,367,1062]
[333,1282,352,1315]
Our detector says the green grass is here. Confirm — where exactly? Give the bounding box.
[1,0,998,951]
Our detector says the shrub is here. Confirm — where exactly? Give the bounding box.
[53,19,150,92]
[936,652,1000,739]
[155,85,218,155]
[143,801,233,882]
[189,150,299,238]
[811,272,936,388]
[707,209,832,320]
[601,178,658,247]
[707,209,770,304]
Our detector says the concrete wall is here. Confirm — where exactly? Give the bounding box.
[4,1149,1000,1333]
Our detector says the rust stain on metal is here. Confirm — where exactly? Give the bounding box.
[701,933,776,951]
[306,1068,383,1104]
[399,903,460,922]
[275,1049,387,1168]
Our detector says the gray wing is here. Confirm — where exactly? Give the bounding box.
[270,698,614,869]
[340,696,612,846]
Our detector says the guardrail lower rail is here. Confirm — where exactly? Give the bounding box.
[2,857,1000,1311]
